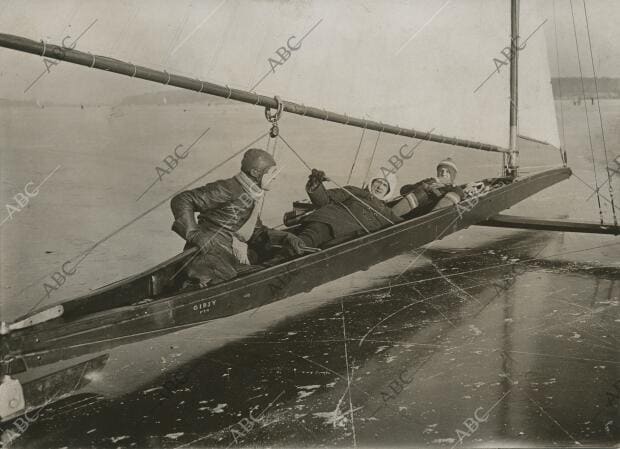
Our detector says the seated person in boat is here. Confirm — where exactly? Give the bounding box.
[294,169,404,248]
[170,148,305,286]
[392,158,464,219]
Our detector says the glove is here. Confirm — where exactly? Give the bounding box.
[186,229,214,252]
[428,184,444,197]
[306,168,329,191]
[421,181,444,198]
[283,233,305,256]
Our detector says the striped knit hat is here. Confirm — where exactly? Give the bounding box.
[437,158,458,180]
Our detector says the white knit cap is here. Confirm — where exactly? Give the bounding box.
[368,172,398,201]
[437,158,458,174]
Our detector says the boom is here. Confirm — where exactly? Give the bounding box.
[0,32,508,154]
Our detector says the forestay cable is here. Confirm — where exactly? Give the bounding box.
[347,127,367,185]
[363,130,383,187]
[277,134,395,227]
[568,0,604,225]
[581,0,618,226]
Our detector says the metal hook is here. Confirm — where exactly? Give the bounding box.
[40,40,47,57]
[264,96,283,123]
[254,94,261,106]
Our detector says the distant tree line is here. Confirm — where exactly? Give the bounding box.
[552,77,620,99]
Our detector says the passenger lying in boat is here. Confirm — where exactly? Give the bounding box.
[170,148,305,286]
[391,158,465,219]
[294,169,404,248]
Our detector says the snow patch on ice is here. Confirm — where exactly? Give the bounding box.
[201,403,227,413]
[142,387,162,394]
[313,410,348,428]
[296,385,320,400]
[165,433,184,440]
[432,438,456,444]
[468,325,483,336]
[423,423,438,434]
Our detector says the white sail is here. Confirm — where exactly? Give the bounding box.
[162,0,558,151]
[518,2,562,149]
[176,0,513,149]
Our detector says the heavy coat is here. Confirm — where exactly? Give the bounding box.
[302,184,403,238]
[170,176,269,283]
[399,178,464,218]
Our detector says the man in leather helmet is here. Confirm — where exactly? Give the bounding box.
[171,148,304,286]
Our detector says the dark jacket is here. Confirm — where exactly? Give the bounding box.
[399,178,464,218]
[171,176,265,241]
[170,176,272,283]
[302,183,403,238]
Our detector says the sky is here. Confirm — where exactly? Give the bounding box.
[539,0,620,79]
[0,0,618,106]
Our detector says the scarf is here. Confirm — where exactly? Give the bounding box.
[231,171,264,264]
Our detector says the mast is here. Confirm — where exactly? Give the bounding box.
[0,33,508,154]
[505,0,520,176]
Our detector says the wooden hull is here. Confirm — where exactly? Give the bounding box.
[0,168,571,372]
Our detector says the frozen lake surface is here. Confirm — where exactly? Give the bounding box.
[0,100,618,447]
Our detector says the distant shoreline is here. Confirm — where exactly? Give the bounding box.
[551,77,620,99]
[3,77,620,107]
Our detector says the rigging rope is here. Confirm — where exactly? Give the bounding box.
[260,136,278,216]
[571,171,620,215]
[363,130,383,187]
[568,0,604,225]
[346,127,367,185]
[581,0,618,227]
[552,0,568,166]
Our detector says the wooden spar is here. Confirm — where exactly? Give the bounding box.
[0,32,509,154]
[517,133,556,148]
[477,214,620,235]
[506,0,520,174]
